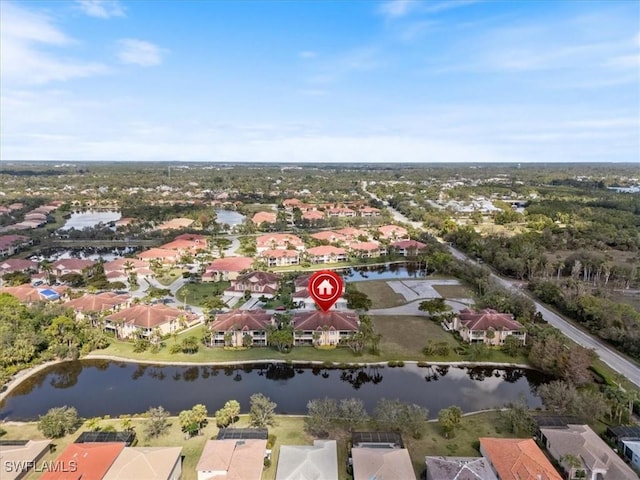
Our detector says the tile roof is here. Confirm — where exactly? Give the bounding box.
[0,284,66,303]
[197,439,267,480]
[156,217,194,230]
[64,292,131,312]
[0,258,38,272]
[206,256,254,272]
[105,304,198,329]
[137,248,179,260]
[458,309,524,331]
[235,271,282,284]
[310,231,346,242]
[52,259,96,271]
[293,310,359,331]
[40,442,125,480]
[252,211,277,224]
[349,242,380,251]
[306,246,347,256]
[0,439,52,480]
[0,234,30,250]
[102,446,183,480]
[480,438,562,480]
[276,440,339,480]
[256,233,304,248]
[352,447,416,480]
[211,309,273,331]
[424,456,497,480]
[260,249,300,258]
[302,210,325,220]
[391,240,427,249]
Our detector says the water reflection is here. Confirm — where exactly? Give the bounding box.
[339,263,427,281]
[0,360,549,420]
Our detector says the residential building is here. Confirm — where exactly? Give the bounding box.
[351,448,415,480]
[622,440,640,471]
[64,292,131,319]
[0,258,38,275]
[0,439,51,480]
[479,437,562,480]
[155,217,194,230]
[390,240,428,256]
[540,424,639,480]
[225,271,281,298]
[137,248,180,264]
[276,440,339,480]
[310,231,347,244]
[0,285,66,303]
[306,246,348,264]
[327,207,356,218]
[196,439,267,480]
[202,257,254,282]
[52,259,96,277]
[425,456,497,480]
[302,210,325,222]
[293,274,347,310]
[454,308,526,346]
[0,235,33,257]
[102,446,183,480]
[252,211,277,224]
[378,224,409,241]
[259,249,300,267]
[161,233,209,253]
[103,258,153,281]
[348,242,383,258]
[41,442,126,480]
[104,304,200,339]
[256,233,305,253]
[292,310,359,346]
[359,207,381,217]
[209,309,272,347]
[334,228,368,241]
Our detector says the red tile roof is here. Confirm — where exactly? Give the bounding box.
[211,309,273,331]
[252,211,277,224]
[335,228,368,238]
[52,259,96,272]
[137,248,178,261]
[307,245,347,256]
[293,310,359,331]
[310,231,346,242]
[302,210,325,220]
[0,234,30,250]
[205,257,254,273]
[378,224,408,238]
[390,240,427,249]
[480,438,562,480]
[349,242,380,252]
[0,258,37,273]
[256,233,304,248]
[64,292,130,312]
[458,308,524,331]
[260,249,300,258]
[0,284,66,303]
[234,271,282,285]
[41,442,125,480]
[105,304,198,329]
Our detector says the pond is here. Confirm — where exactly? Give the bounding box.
[59,211,122,231]
[215,209,246,228]
[340,263,427,281]
[30,247,140,262]
[0,361,547,420]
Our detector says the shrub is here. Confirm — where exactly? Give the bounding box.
[38,406,81,439]
[267,434,277,449]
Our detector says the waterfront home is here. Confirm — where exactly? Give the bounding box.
[137,248,180,265]
[155,217,195,230]
[378,224,409,241]
[41,442,125,480]
[479,438,562,480]
[351,438,415,480]
[306,245,348,264]
[0,440,51,480]
[103,447,183,480]
[256,233,305,253]
[0,234,33,257]
[425,456,497,480]
[202,256,253,282]
[64,292,131,320]
[104,304,200,339]
[292,310,359,346]
[52,259,97,277]
[251,211,277,224]
[209,309,273,347]
[348,241,383,258]
[454,308,527,346]
[0,258,38,275]
[276,440,339,480]
[196,439,267,480]
[539,424,638,480]
[225,271,281,298]
[293,274,347,310]
[390,239,428,257]
[161,233,209,253]
[259,249,301,267]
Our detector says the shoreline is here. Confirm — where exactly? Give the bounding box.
[0,354,532,404]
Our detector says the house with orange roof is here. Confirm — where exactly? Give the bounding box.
[390,240,428,256]
[0,258,38,275]
[327,207,356,218]
[256,233,305,253]
[137,248,180,265]
[378,224,409,241]
[104,304,201,339]
[454,308,526,346]
[302,210,325,222]
[310,231,346,244]
[226,271,281,298]
[196,439,267,480]
[359,207,381,217]
[306,245,348,264]
[479,438,562,480]
[282,198,303,210]
[52,259,96,277]
[209,309,273,347]
[259,249,301,267]
[334,228,369,241]
[40,442,126,480]
[103,258,152,280]
[348,242,383,258]
[252,211,277,224]
[64,292,131,320]
[155,217,194,230]
[292,310,359,346]
[202,257,254,282]
[0,284,67,303]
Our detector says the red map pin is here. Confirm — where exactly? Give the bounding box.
[308,270,344,312]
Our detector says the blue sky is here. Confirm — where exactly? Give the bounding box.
[1,0,638,163]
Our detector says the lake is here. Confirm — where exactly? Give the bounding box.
[0,361,547,420]
[30,247,140,262]
[59,211,122,231]
[340,263,427,281]
[215,209,245,228]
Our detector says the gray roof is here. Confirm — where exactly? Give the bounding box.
[425,456,498,480]
[541,424,639,480]
[276,440,338,480]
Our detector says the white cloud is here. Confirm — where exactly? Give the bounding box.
[378,0,478,19]
[75,0,125,19]
[378,0,418,19]
[0,2,109,85]
[298,50,317,59]
[117,39,167,67]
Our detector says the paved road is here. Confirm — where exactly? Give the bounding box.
[362,182,640,387]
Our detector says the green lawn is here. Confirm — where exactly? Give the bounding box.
[354,281,406,309]
[0,412,517,480]
[156,268,184,286]
[432,284,473,298]
[176,282,230,307]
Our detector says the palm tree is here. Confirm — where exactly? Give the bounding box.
[40,260,54,284]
